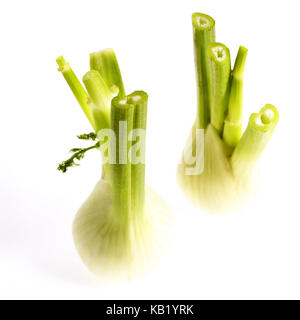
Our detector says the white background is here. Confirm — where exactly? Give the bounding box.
[0,0,299,299]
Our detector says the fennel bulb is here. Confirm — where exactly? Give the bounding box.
[57,50,172,278]
[177,13,279,214]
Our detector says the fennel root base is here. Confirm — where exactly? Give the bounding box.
[72,179,173,279]
[177,124,256,214]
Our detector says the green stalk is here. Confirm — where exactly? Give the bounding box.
[207,42,231,134]
[90,49,125,98]
[231,104,279,179]
[56,56,95,130]
[223,46,248,147]
[82,70,112,132]
[110,96,134,225]
[127,91,148,217]
[192,12,216,129]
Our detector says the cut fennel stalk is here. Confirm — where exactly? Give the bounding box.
[57,50,172,278]
[177,13,279,214]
